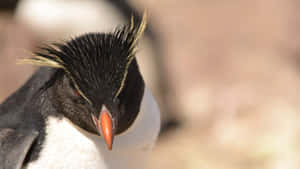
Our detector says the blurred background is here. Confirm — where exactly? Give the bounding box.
[1,0,300,169]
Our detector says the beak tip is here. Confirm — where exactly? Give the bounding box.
[105,136,113,151]
[107,144,113,151]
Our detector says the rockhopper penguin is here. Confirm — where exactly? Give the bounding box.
[0,12,161,169]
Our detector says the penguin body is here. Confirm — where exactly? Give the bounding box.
[0,13,161,169]
[24,85,159,169]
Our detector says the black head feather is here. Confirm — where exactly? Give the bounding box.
[20,12,146,104]
[36,31,134,104]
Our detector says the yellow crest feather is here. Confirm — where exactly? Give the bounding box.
[129,10,148,56]
[115,10,148,99]
[17,55,64,68]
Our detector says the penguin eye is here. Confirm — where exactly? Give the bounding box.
[72,86,83,98]
[75,89,81,97]
[68,79,81,98]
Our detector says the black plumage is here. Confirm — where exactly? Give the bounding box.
[35,24,140,103]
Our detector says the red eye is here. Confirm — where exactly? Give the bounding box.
[75,90,80,97]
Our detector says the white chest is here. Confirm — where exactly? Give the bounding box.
[24,88,160,169]
[24,117,107,169]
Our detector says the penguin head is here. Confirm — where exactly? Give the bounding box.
[19,13,147,150]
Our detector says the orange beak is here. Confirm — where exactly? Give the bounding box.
[100,111,113,150]
[92,107,114,151]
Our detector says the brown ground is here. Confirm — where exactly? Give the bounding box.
[2,1,300,169]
